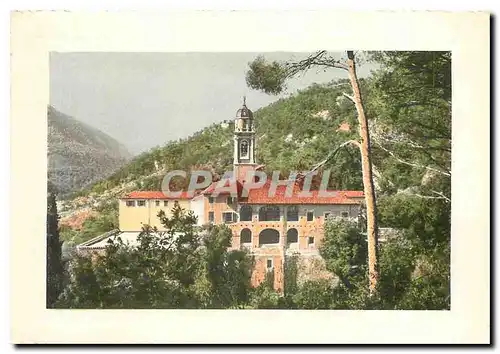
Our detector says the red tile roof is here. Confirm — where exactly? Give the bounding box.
[202,178,244,195]
[201,177,363,205]
[121,191,194,200]
[122,181,364,205]
[242,181,363,205]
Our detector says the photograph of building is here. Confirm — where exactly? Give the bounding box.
[77,100,365,291]
[45,50,452,311]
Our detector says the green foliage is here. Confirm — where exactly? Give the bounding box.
[321,218,368,281]
[249,287,281,309]
[76,213,119,245]
[395,244,450,310]
[194,224,253,308]
[57,51,451,310]
[317,208,450,310]
[376,235,416,307]
[249,272,281,309]
[283,253,299,297]
[292,279,335,309]
[59,225,79,243]
[57,203,254,309]
[57,199,450,310]
[94,199,118,214]
[376,194,450,310]
[378,194,450,248]
[60,201,119,245]
[367,51,451,195]
[81,122,234,194]
[368,51,450,309]
[64,188,91,200]
[46,182,64,307]
[246,50,451,196]
[246,56,287,95]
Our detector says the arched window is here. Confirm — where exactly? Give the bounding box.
[258,206,280,221]
[259,228,280,246]
[240,140,249,157]
[240,205,253,221]
[286,228,298,244]
[240,140,248,158]
[240,228,252,244]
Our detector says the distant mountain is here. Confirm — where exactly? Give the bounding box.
[48,105,132,196]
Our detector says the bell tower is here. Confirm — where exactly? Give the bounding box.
[233,97,257,181]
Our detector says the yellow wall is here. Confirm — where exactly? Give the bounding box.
[118,199,191,231]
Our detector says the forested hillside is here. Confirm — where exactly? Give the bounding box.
[80,80,368,198]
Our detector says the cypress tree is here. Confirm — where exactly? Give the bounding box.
[47,182,63,307]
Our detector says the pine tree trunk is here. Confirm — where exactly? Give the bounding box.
[346,51,379,294]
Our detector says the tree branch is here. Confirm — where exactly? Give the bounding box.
[373,139,451,177]
[342,92,355,103]
[341,139,361,149]
[431,190,451,203]
[284,50,348,80]
[412,193,450,203]
[306,140,361,175]
[372,131,451,171]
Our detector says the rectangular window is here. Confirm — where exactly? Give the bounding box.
[307,211,314,221]
[126,200,135,207]
[267,258,273,269]
[155,200,160,207]
[287,206,299,221]
[208,211,214,223]
[341,211,349,218]
[223,212,235,224]
[308,237,315,247]
[259,206,281,221]
[164,200,168,207]
[208,197,214,204]
[137,200,146,207]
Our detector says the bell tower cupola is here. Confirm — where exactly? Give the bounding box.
[233,96,257,180]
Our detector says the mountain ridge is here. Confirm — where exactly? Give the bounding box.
[48,105,132,196]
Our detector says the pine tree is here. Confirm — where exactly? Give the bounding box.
[246,50,380,294]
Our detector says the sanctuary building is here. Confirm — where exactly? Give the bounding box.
[78,99,365,291]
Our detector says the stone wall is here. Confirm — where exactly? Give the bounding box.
[248,248,337,292]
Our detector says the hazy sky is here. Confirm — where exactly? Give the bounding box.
[50,52,376,154]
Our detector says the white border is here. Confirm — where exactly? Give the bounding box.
[9,10,490,344]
